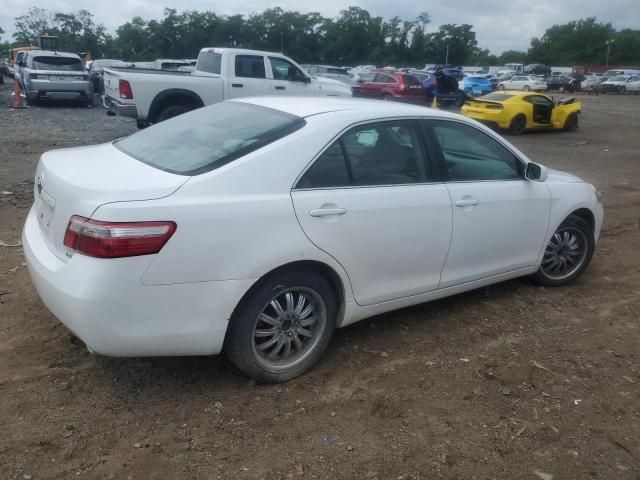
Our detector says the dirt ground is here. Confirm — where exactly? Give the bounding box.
[0,79,639,480]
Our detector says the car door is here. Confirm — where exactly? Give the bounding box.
[355,73,378,97]
[425,119,550,288]
[291,120,453,306]
[267,56,312,95]
[226,54,271,99]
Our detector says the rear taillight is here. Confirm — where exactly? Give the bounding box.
[63,215,176,258]
[119,79,133,99]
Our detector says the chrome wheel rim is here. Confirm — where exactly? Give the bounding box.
[251,287,327,372]
[541,227,588,281]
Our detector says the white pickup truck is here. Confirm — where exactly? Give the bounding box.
[103,47,352,127]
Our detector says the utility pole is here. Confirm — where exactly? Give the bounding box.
[280,32,284,53]
[445,44,449,65]
[605,39,615,67]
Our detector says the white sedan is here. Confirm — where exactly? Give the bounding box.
[498,75,548,91]
[24,97,603,382]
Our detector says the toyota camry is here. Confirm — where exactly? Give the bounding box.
[24,97,603,382]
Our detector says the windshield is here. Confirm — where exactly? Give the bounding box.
[479,93,514,101]
[33,56,83,71]
[115,102,306,175]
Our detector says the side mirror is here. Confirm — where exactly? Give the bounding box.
[525,162,548,182]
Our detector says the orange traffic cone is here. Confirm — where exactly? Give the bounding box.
[11,77,27,109]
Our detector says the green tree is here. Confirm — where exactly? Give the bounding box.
[609,29,640,65]
[528,18,615,65]
[497,50,527,64]
[425,24,478,65]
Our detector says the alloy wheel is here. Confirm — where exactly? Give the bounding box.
[251,287,327,372]
[541,227,588,281]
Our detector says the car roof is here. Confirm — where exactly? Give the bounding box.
[232,96,457,120]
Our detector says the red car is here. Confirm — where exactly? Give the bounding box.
[352,70,425,103]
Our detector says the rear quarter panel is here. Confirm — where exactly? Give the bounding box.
[552,102,582,129]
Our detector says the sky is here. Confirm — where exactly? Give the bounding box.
[1,0,638,54]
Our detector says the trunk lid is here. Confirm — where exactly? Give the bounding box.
[33,142,188,261]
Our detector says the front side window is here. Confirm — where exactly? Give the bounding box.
[431,121,523,181]
[235,55,266,79]
[269,57,307,82]
[115,102,305,175]
[297,121,429,188]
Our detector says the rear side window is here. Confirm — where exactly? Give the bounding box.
[235,55,266,78]
[196,51,222,74]
[374,74,396,84]
[430,121,523,181]
[33,56,83,71]
[403,75,420,86]
[115,102,305,175]
[297,121,429,188]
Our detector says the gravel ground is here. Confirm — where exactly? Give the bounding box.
[1,78,639,480]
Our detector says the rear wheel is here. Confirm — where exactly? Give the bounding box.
[563,113,579,132]
[224,270,337,383]
[498,84,505,90]
[156,104,191,122]
[531,215,594,286]
[381,94,392,101]
[523,85,531,92]
[619,86,626,94]
[507,114,527,135]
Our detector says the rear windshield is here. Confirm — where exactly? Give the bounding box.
[33,56,83,71]
[115,102,306,175]
[479,93,514,101]
[196,50,222,74]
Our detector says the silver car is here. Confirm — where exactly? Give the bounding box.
[18,50,92,106]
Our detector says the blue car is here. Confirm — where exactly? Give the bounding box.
[460,76,493,96]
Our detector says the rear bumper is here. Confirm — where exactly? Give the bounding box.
[25,79,91,96]
[23,206,254,357]
[103,94,138,119]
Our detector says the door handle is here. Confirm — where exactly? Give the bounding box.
[231,83,243,88]
[455,198,479,207]
[309,208,347,217]
[275,86,286,90]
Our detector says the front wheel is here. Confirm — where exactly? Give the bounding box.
[498,84,505,90]
[563,113,579,131]
[224,270,337,383]
[531,215,595,286]
[523,85,531,92]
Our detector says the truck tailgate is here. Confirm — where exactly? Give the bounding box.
[103,69,130,104]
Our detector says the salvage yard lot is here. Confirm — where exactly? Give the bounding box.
[1,83,639,479]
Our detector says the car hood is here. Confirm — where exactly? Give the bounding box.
[546,168,585,183]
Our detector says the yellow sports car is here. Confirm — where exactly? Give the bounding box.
[460,91,582,135]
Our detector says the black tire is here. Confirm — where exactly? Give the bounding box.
[498,84,505,90]
[523,85,531,92]
[619,86,625,94]
[156,104,191,122]
[531,215,595,287]
[563,113,579,132]
[86,94,94,108]
[507,114,527,135]
[381,94,392,101]
[224,270,338,383]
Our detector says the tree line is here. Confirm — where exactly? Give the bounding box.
[1,7,639,67]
